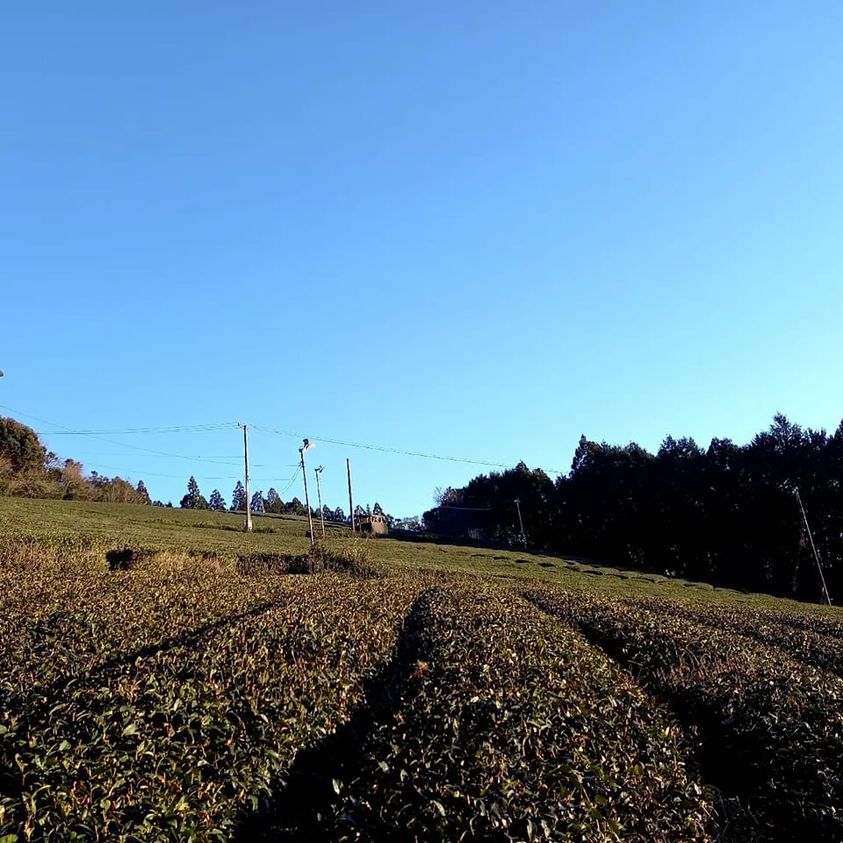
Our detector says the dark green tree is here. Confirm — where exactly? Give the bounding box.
[251,491,265,513]
[231,481,247,512]
[136,480,151,505]
[0,417,47,473]
[265,488,283,514]
[285,497,306,516]
[180,476,207,509]
[208,489,227,511]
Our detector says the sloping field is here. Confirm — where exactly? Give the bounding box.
[0,498,841,841]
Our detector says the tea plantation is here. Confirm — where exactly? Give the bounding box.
[0,498,840,841]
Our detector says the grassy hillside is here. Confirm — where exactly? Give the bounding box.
[0,497,841,841]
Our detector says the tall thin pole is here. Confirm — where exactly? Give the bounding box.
[514,498,527,551]
[239,423,252,532]
[300,442,315,546]
[794,487,832,606]
[347,458,356,533]
[315,466,326,538]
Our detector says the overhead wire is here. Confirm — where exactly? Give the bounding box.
[45,423,235,435]
[0,404,562,477]
[0,406,245,465]
[249,423,566,475]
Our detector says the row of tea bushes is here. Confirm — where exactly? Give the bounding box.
[527,587,843,841]
[0,577,420,841]
[631,595,843,678]
[317,585,713,842]
[0,560,303,696]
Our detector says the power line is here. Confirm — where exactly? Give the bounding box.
[277,465,302,498]
[0,406,245,466]
[72,463,292,482]
[249,424,566,475]
[1,404,563,475]
[45,423,235,435]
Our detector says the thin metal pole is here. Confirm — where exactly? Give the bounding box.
[300,445,315,546]
[315,466,325,538]
[347,458,356,533]
[514,498,527,551]
[794,487,832,606]
[239,423,252,533]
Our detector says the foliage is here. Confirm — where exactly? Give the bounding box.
[265,488,283,514]
[307,538,380,579]
[1,497,842,841]
[0,416,151,505]
[0,416,46,473]
[0,552,418,840]
[230,481,246,512]
[424,415,843,602]
[180,476,208,510]
[208,489,227,512]
[527,587,843,840]
[285,497,306,517]
[135,480,151,505]
[322,585,712,841]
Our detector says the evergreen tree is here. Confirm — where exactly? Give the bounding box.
[372,501,384,515]
[180,476,203,509]
[231,481,246,512]
[208,489,227,511]
[136,480,151,505]
[286,497,306,516]
[251,491,265,513]
[265,487,283,514]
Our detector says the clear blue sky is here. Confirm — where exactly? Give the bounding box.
[2,2,842,516]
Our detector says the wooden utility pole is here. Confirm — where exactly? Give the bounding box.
[514,498,527,551]
[347,458,356,532]
[314,465,326,539]
[300,440,316,546]
[794,486,832,606]
[238,423,252,532]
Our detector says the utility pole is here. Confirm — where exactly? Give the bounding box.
[299,439,316,546]
[238,423,252,533]
[794,486,832,606]
[514,498,527,551]
[347,458,356,533]
[314,465,326,539]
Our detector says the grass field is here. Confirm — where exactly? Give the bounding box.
[1,498,841,841]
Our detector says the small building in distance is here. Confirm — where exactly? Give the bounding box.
[357,514,389,536]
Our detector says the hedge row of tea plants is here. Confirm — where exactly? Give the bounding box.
[631,595,843,678]
[527,588,843,841]
[313,585,713,842]
[0,569,419,841]
[0,560,304,696]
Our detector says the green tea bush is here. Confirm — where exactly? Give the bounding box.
[321,585,712,842]
[307,538,381,579]
[0,563,419,841]
[528,588,843,841]
[632,595,843,677]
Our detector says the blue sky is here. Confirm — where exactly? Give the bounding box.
[2,2,843,516]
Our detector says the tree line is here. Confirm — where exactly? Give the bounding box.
[0,417,151,505]
[177,475,395,526]
[423,414,843,603]
[0,416,402,527]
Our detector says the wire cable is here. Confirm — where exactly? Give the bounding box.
[250,423,566,475]
[0,406,244,466]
